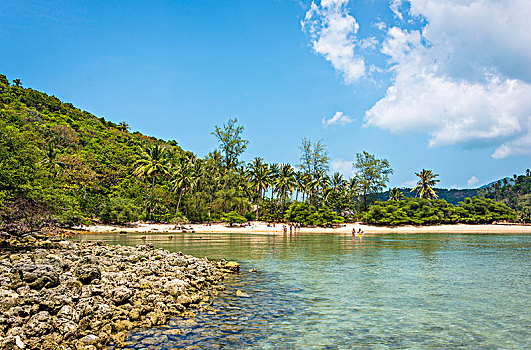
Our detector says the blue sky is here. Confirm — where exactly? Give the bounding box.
[1,0,530,188]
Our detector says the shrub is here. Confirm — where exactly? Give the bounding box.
[221,211,246,226]
[100,197,141,224]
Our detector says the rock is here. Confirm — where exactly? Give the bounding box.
[78,334,99,346]
[26,311,52,337]
[110,286,133,305]
[224,261,240,272]
[164,279,187,297]
[0,239,237,350]
[236,290,250,298]
[14,264,60,289]
[75,265,101,285]
[128,308,141,321]
[14,335,25,349]
[176,295,192,305]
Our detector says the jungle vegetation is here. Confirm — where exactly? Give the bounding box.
[0,74,519,234]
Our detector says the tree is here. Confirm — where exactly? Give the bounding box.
[353,151,393,211]
[389,188,404,201]
[298,138,329,178]
[247,157,270,219]
[118,122,130,132]
[221,211,246,226]
[134,144,169,219]
[212,118,249,170]
[411,169,439,199]
[275,164,296,210]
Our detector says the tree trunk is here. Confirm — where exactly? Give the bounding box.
[174,187,183,219]
[255,189,260,220]
[149,174,156,220]
[143,175,149,213]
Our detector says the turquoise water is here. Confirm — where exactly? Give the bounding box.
[76,233,531,349]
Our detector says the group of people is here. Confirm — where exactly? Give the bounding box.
[283,224,300,234]
[352,227,363,237]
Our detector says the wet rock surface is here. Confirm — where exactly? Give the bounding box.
[0,238,238,349]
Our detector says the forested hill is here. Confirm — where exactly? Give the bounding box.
[377,188,478,205]
[0,74,187,229]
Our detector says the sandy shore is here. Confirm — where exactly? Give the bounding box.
[75,222,531,235]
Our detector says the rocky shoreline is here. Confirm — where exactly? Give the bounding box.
[0,237,239,349]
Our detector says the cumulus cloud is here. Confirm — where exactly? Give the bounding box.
[467,176,479,187]
[302,0,365,83]
[303,0,531,158]
[331,158,355,177]
[363,0,531,158]
[401,180,417,188]
[322,111,355,126]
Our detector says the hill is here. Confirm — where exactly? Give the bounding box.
[377,188,478,205]
[0,74,188,232]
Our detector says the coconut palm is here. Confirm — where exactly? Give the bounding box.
[275,164,296,210]
[411,169,439,199]
[268,163,280,200]
[134,144,169,219]
[389,187,404,201]
[247,158,270,219]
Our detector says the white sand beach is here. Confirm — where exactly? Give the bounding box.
[75,222,531,235]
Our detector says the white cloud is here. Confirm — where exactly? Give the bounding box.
[467,176,479,187]
[322,111,355,126]
[401,179,417,187]
[302,0,531,158]
[302,0,365,83]
[390,0,404,20]
[331,158,355,177]
[363,0,531,158]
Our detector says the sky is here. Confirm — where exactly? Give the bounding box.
[1,0,530,189]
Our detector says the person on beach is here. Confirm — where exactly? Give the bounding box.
[289,225,293,234]
[283,225,287,234]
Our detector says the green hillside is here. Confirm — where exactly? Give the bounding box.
[0,74,190,232]
[377,188,478,205]
[0,74,519,233]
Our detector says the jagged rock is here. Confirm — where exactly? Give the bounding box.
[75,265,101,285]
[13,264,60,289]
[0,239,236,349]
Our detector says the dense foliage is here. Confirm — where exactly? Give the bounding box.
[284,202,344,227]
[480,172,531,222]
[0,74,522,233]
[361,197,517,225]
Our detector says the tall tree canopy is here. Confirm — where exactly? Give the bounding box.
[298,138,329,177]
[212,118,249,170]
[353,151,393,210]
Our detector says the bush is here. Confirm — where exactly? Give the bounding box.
[221,211,246,226]
[100,197,141,224]
[284,202,344,227]
[361,197,517,225]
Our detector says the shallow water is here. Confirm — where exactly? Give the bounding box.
[75,232,531,349]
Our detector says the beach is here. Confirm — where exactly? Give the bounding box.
[76,222,531,235]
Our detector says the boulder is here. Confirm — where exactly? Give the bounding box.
[75,265,101,285]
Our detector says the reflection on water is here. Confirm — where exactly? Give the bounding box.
[75,232,531,349]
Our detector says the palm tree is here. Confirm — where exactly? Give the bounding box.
[170,160,191,220]
[118,122,129,132]
[247,158,270,219]
[411,169,440,199]
[331,172,346,191]
[38,144,65,178]
[268,163,280,200]
[275,164,296,210]
[134,144,169,219]
[389,188,404,201]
